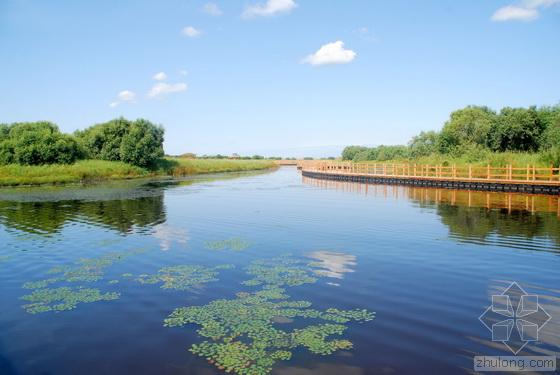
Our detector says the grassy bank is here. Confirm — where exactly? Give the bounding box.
[377,151,552,168]
[160,158,276,176]
[0,159,276,187]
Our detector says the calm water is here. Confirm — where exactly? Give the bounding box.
[0,167,559,375]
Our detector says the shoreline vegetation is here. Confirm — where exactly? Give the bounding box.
[342,104,560,168]
[0,118,278,187]
[0,158,277,187]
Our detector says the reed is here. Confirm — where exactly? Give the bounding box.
[0,158,277,187]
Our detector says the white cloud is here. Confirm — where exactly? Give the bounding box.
[153,72,167,81]
[302,41,356,66]
[242,0,296,18]
[109,90,136,107]
[147,82,187,99]
[182,26,202,37]
[203,2,223,16]
[491,5,539,21]
[491,0,559,21]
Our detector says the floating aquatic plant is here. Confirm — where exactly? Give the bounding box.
[21,287,120,314]
[20,250,141,313]
[204,238,252,251]
[243,256,318,287]
[23,250,141,289]
[165,255,374,375]
[135,264,234,291]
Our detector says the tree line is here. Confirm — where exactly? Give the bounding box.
[0,118,164,167]
[342,105,560,166]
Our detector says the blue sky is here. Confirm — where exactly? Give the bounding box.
[1,0,559,156]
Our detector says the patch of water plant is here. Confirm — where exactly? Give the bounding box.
[21,286,120,314]
[243,256,318,287]
[204,238,252,251]
[22,250,142,290]
[165,255,374,375]
[135,264,234,290]
[20,250,142,314]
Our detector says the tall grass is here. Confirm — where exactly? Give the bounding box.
[378,151,554,168]
[159,158,277,176]
[0,160,148,187]
[0,158,277,187]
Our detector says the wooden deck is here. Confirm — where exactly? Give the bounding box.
[300,162,560,195]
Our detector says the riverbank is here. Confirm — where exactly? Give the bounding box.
[0,159,276,187]
[378,151,556,168]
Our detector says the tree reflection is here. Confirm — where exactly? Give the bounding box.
[436,205,560,245]
[0,194,165,235]
[302,176,560,247]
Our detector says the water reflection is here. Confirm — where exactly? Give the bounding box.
[303,176,560,249]
[0,191,165,235]
[307,251,356,280]
[152,223,190,251]
[0,170,274,236]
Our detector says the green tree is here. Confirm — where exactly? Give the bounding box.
[487,107,544,152]
[76,118,164,167]
[0,122,81,165]
[408,131,439,158]
[537,105,560,150]
[119,119,164,167]
[341,146,369,161]
[438,106,496,153]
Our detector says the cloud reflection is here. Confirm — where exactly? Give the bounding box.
[152,224,189,251]
[307,251,356,280]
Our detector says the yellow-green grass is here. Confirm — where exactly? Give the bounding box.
[0,158,277,187]
[164,158,277,176]
[369,152,551,168]
[0,160,148,187]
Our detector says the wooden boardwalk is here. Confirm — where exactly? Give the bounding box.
[300,162,560,195]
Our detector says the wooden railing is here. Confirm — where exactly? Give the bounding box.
[301,161,560,185]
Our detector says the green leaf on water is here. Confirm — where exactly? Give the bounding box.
[21,287,120,314]
[135,264,235,290]
[164,255,375,375]
[204,238,252,251]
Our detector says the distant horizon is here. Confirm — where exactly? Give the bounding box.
[2,1,559,155]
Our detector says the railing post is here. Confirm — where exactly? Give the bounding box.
[532,165,536,181]
[487,164,490,180]
[527,164,530,181]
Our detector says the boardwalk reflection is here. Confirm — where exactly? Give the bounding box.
[303,176,560,249]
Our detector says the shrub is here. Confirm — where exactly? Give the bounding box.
[119,119,164,167]
[0,122,81,165]
[487,107,543,152]
[342,146,369,161]
[76,118,164,167]
[438,106,496,153]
